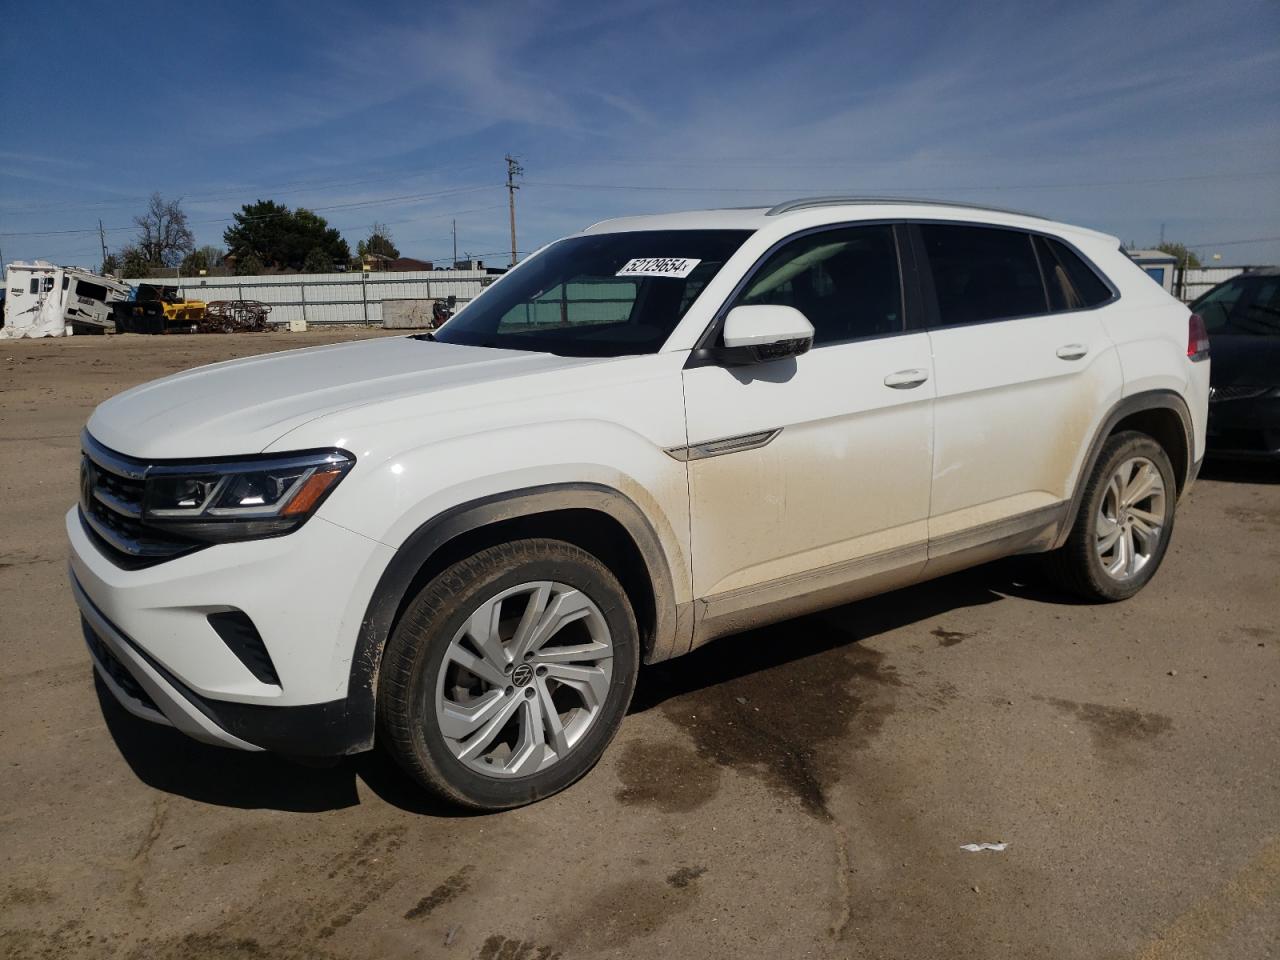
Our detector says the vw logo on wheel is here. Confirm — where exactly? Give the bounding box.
[511,662,535,687]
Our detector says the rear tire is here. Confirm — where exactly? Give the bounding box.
[376,538,638,811]
[1046,431,1177,602]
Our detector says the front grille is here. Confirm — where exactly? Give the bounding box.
[1210,385,1269,403]
[83,620,160,713]
[80,436,201,568]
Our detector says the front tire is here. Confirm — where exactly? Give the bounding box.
[376,539,639,810]
[1046,431,1178,601]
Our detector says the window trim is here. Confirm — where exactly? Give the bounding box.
[906,219,1120,332]
[687,219,913,366]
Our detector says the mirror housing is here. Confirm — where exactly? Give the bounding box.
[715,305,815,365]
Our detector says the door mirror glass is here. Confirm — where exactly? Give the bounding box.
[718,305,814,365]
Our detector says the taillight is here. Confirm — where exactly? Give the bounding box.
[1187,313,1209,362]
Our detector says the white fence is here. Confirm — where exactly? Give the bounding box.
[122,269,497,326]
[1179,266,1249,303]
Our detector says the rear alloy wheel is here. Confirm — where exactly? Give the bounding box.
[1046,431,1178,601]
[377,539,638,810]
[1094,456,1167,583]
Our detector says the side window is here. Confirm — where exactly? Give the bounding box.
[62,276,70,290]
[734,224,902,346]
[1037,236,1112,309]
[76,280,110,302]
[921,224,1047,326]
[41,277,55,293]
[29,278,39,294]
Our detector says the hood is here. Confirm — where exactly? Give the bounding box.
[1209,334,1280,387]
[87,336,594,459]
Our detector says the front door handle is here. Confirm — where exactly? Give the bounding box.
[884,368,929,389]
[1056,344,1088,361]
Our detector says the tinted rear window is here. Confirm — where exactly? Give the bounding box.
[1037,236,1112,309]
[921,224,1047,326]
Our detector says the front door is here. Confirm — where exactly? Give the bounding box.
[681,223,934,626]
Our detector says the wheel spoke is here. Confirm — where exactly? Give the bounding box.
[509,588,594,662]
[453,692,523,762]
[506,696,547,775]
[1097,525,1123,552]
[1130,515,1160,547]
[439,688,507,741]
[507,583,551,662]
[530,640,612,664]
[463,595,510,673]
[1122,464,1157,507]
[1123,527,1138,577]
[446,645,508,688]
[543,663,609,710]
[1128,506,1162,528]
[537,678,571,756]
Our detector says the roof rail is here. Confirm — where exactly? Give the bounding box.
[764,196,1047,220]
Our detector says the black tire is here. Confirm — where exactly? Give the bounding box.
[376,538,639,810]
[1046,431,1178,601]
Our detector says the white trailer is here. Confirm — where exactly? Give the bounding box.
[1,261,129,338]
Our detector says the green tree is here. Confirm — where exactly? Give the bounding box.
[235,252,265,276]
[116,245,150,278]
[302,247,335,273]
[223,200,350,272]
[357,221,400,261]
[1156,242,1202,269]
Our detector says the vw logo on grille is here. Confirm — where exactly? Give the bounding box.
[511,663,535,687]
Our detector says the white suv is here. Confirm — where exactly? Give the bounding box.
[69,198,1210,809]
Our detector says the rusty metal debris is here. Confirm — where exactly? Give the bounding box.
[199,300,272,333]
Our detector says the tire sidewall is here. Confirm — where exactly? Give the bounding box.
[1081,435,1177,600]
[391,544,638,809]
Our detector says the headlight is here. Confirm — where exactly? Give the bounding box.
[142,449,354,542]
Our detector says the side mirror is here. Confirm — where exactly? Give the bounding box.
[716,305,814,365]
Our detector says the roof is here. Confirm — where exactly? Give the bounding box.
[583,197,1118,245]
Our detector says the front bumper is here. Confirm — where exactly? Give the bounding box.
[68,506,396,755]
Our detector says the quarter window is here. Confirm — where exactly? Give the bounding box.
[921,224,1047,326]
[733,225,903,345]
[1036,236,1112,309]
[76,279,110,302]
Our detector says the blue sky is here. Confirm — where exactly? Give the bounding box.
[3,0,1278,268]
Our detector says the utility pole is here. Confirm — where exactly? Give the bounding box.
[505,154,523,267]
[452,219,457,266]
[98,219,109,273]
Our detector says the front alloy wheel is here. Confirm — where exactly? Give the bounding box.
[436,581,614,778]
[377,539,638,810]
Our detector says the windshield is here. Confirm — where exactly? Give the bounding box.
[1193,274,1280,336]
[432,230,751,356]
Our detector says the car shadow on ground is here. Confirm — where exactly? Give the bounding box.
[97,556,1078,816]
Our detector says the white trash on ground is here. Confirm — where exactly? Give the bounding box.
[960,842,1009,852]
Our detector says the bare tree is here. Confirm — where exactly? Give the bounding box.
[134,193,195,268]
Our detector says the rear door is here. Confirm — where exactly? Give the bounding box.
[681,223,934,611]
[912,222,1122,562]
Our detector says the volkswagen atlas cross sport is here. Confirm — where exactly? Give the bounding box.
[70,198,1210,810]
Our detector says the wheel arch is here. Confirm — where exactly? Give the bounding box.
[344,483,686,751]
[1054,389,1195,549]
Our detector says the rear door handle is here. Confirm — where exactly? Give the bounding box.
[1056,344,1088,361]
[883,368,929,389]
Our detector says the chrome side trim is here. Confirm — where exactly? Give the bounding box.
[929,502,1069,559]
[699,539,928,622]
[666,428,782,462]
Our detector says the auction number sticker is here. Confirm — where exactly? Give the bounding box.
[616,257,701,279]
